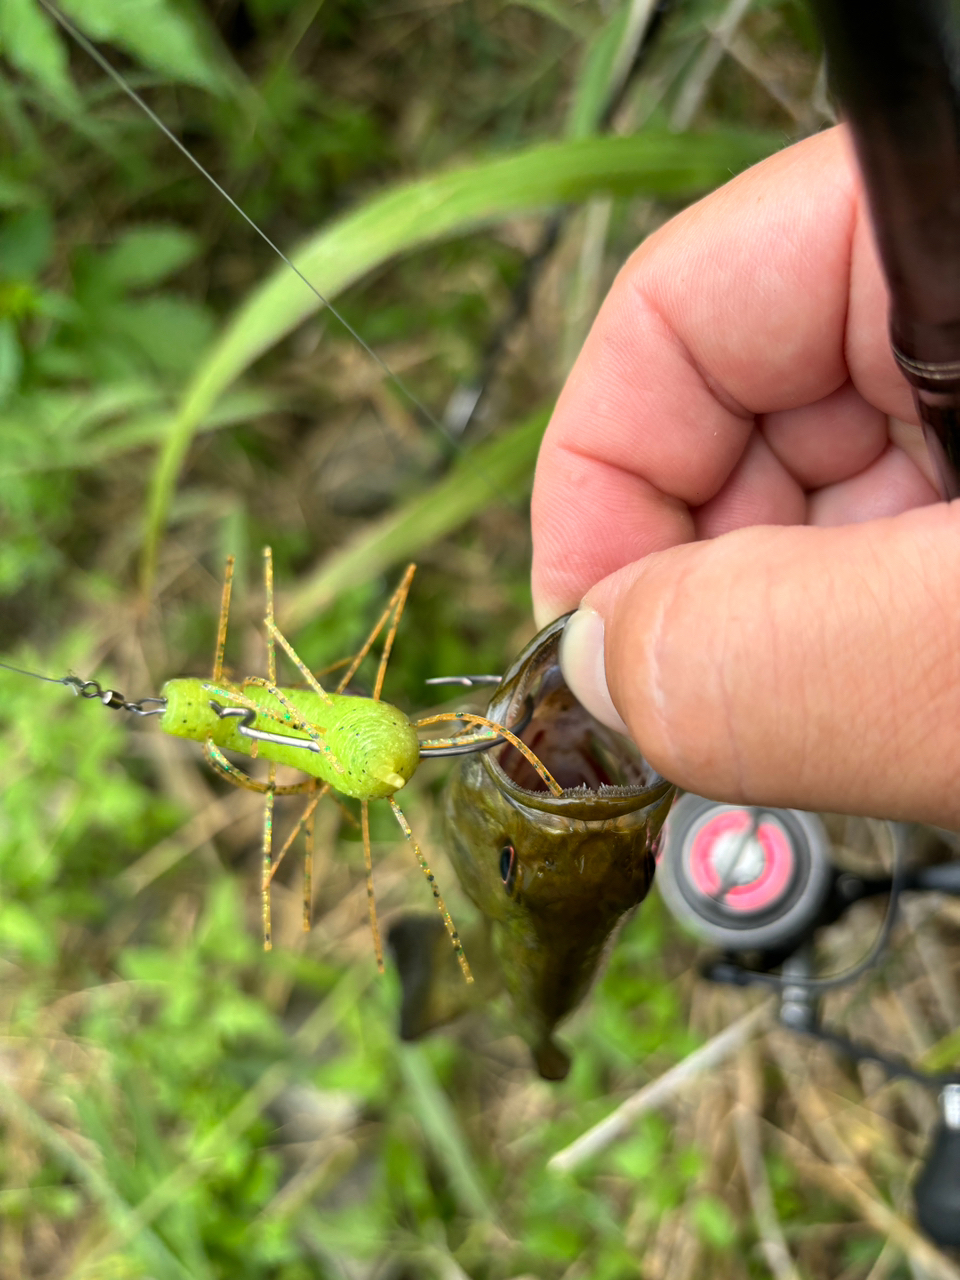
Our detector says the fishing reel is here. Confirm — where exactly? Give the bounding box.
[657,795,960,1248]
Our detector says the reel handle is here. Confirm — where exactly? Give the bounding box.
[914,1085,960,1248]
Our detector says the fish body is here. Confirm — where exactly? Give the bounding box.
[391,615,675,1079]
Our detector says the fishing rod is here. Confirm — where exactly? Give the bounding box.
[808,0,960,498]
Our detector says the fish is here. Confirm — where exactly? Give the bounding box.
[388,614,676,1080]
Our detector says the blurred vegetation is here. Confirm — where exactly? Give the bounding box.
[2,1,955,1277]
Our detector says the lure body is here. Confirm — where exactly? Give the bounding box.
[160,678,420,800]
[391,616,676,1079]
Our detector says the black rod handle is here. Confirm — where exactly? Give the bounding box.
[807,0,960,497]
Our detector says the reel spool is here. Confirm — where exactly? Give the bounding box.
[656,794,834,952]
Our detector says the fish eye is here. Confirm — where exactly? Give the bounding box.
[499,842,517,895]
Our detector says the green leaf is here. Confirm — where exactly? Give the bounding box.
[142,127,782,592]
[0,899,55,963]
[398,1043,495,1221]
[0,384,280,478]
[512,0,593,37]
[610,1125,668,1181]
[523,1220,585,1261]
[0,175,41,209]
[101,226,202,290]
[921,1026,960,1072]
[567,1,630,138]
[690,1194,738,1250]
[0,0,76,103]
[59,0,229,94]
[0,207,54,280]
[0,317,22,402]
[114,296,215,376]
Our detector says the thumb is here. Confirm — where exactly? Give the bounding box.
[559,503,960,827]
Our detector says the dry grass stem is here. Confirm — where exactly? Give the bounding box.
[713,27,819,127]
[734,1047,801,1280]
[119,789,261,893]
[901,897,960,1030]
[670,0,756,129]
[768,1124,960,1280]
[862,1239,904,1280]
[548,999,773,1173]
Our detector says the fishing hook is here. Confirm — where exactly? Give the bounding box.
[206,692,535,759]
[208,702,324,752]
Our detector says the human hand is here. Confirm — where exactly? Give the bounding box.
[530,126,960,827]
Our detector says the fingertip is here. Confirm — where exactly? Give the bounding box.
[558,608,631,736]
[531,590,569,632]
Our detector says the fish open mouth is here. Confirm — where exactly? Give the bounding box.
[484,615,672,818]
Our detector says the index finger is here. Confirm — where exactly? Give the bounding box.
[530,126,916,623]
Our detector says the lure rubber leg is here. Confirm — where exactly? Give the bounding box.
[387,796,472,984]
[259,545,333,705]
[415,711,563,796]
[261,783,343,933]
[233,677,344,778]
[202,739,316,795]
[268,784,326,884]
[334,563,416,698]
[266,622,332,704]
[303,800,315,933]
[209,675,339,770]
[263,547,277,686]
[360,800,384,972]
[262,766,276,950]
[212,555,235,681]
[257,554,279,950]
[211,679,319,737]
[372,563,415,700]
[298,789,360,933]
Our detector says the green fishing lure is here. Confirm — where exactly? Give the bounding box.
[2,550,559,973]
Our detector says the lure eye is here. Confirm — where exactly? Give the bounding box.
[499,842,518,895]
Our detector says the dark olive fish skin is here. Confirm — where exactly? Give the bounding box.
[390,616,675,1081]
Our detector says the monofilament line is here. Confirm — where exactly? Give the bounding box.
[0,659,72,686]
[38,0,461,456]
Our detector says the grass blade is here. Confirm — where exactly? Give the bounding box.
[144,128,782,592]
[398,1043,496,1223]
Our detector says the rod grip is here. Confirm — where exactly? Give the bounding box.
[807,0,960,496]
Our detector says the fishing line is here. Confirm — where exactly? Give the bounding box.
[0,658,72,686]
[0,659,167,714]
[38,0,491,477]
